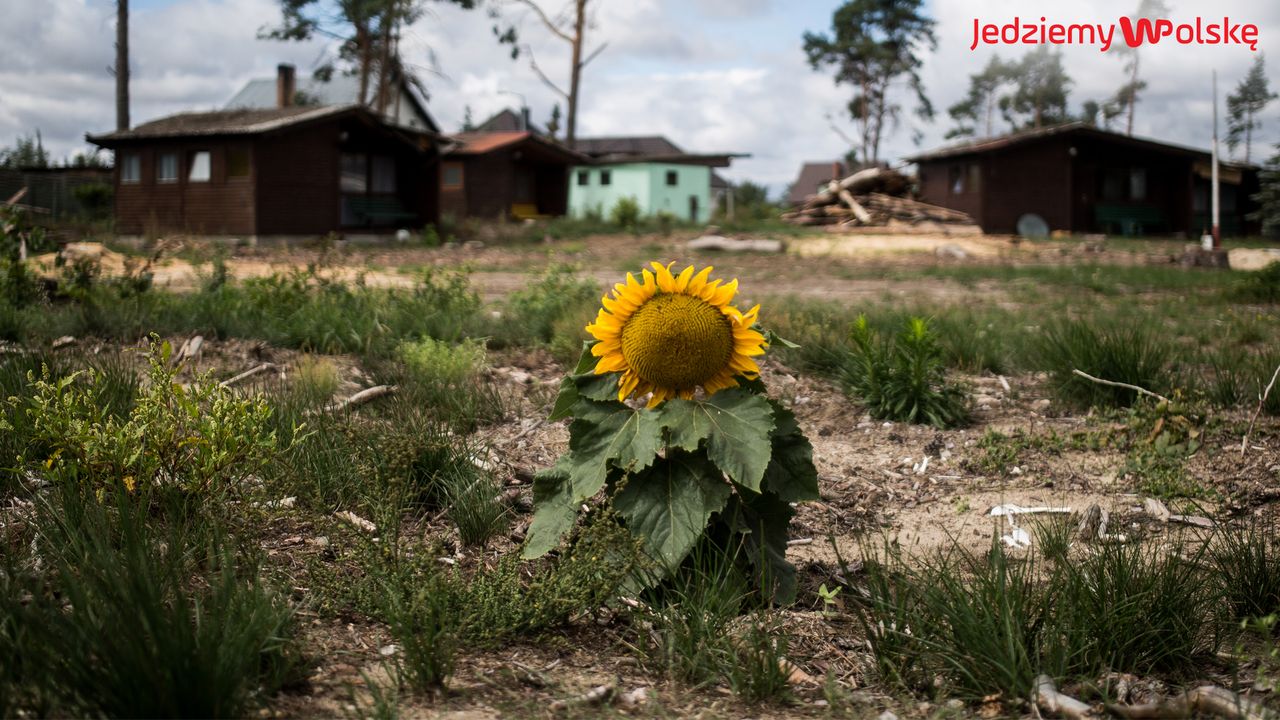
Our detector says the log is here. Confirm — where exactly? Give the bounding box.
[220,362,280,388]
[1108,686,1276,720]
[686,235,784,253]
[1034,675,1095,719]
[317,384,398,414]
[832,183,872,224]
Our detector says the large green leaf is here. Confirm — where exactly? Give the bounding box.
[522,462,576,558]
[658,389,774,492]
[548,343,619,421]
[614,451,732,572]
[563,400,662,502]
[762,401,820,503]
[723,490,798,604]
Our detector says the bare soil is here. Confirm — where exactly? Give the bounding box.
[26,232,1280,718]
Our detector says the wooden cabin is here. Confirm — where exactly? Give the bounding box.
[907,123,1260,237]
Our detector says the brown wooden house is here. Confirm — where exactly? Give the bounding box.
[440,131,586,220]
[906,123,1260,236]
[88,102,443,239]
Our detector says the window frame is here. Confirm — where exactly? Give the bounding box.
[120,153,141,184]
[600,169,612,186]
[187,150,211,183]
[576,170,589,186]
[157,152,179,184]
[370,155,397,194]
[665,170,678,187]
[442,162,465,190]
[226,148,251,180]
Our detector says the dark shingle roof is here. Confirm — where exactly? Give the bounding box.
[88,105,357,144]
[904,122,1257,169]
[475,109,543,134]
[573,136,683,160]
[225,74,439,133]
[787,161,847,205]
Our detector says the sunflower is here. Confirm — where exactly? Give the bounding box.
[585,262,767,407]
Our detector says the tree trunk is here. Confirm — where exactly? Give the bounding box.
[1127,55,1138,136]
[374,1,396,115]
[1245,108,1253,163]
[115,0,129,131]
[357,26,372,107]
[565,0,586,146]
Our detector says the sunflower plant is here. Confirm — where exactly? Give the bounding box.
[523,262,819,602]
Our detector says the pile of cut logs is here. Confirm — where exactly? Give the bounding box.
[781,167,979,233]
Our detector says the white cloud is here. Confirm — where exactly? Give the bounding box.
[3,0,1278,195]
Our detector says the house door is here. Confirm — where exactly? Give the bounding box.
[688,195,699,222]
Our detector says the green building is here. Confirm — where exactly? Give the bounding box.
[568,137,741,223]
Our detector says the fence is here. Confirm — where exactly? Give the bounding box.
[0,168,113,220]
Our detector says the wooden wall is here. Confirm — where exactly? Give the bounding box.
[113,139,255,235]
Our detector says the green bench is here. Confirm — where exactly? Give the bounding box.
[345,196,418,227]
[1094,204,1167,236]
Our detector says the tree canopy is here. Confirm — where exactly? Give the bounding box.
[1227,55,1277,163]
[804,0,936,165]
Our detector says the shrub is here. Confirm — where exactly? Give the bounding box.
[71,182,113,219]
[10,338,281,499]
[610,196,641,230]
[383,576,457,692]
[2,476,300,718]
[1228,261,1280,304]
[852,534,1224,701]
[1048,537,1220,676]
[1211,521,1280,621]
[501,264,600,347]
[843,315,970,428]
[292,354,341,403]
[392,338,501,429]
[1035,319,1172,408]
[397,337,486,387]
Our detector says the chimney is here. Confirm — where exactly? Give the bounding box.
[276,64,296,108]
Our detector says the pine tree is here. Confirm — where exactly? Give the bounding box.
[1227,55,1277,163]
[1250,144,1280,237]
[947,55,1012,139]
[804,0,937,165]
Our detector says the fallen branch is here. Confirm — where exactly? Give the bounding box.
[1071,369,1171,405]
[1241,362,1280,457]
[1034,674,1095,719]
[317,385,397,414]
[1107,685,1276,720]
[219,362,279,388]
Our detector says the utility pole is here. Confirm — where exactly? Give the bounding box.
[1211,70,1221,250]
[116,0,129,131]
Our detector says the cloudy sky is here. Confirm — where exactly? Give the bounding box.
[2,0,1278,194]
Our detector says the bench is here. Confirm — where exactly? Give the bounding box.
[511,202,549,221]
[1094,204,1167,236]
[345,196,418,227]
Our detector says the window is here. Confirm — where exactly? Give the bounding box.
[157,153,178,183]
[665,170,678,186]
[967,163,981,194]
[371,155,396,193]
[227,149,250,178]
[442,163,464,190]
[600,169,612,186]
[340,153,367,193]
[1101,168,1125,201]
[577,170,589,186]
[120,153,141,183]
[1129,168,1147,201]
[187,150,211,182]
[949,165,964,194]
